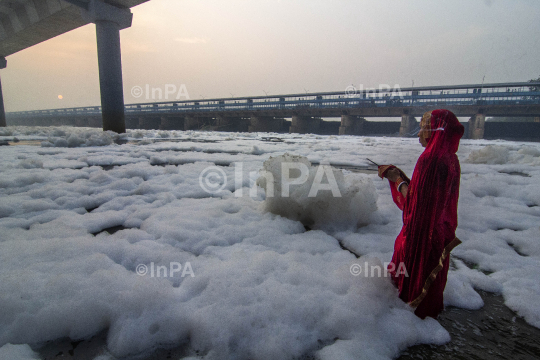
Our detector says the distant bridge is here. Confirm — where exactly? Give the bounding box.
[7,81,540,140]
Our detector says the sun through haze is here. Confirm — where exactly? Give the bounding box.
[2,0,539,112]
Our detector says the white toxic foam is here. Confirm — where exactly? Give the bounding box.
[256,153,378,230]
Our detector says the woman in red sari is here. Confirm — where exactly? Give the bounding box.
[378,109,464,319]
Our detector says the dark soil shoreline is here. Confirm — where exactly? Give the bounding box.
[398,290,540,360]
[35,290,540,360]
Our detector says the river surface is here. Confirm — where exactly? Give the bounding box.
[7,137,539,359]
[35,290,540,360]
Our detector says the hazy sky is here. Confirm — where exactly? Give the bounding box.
[2,0,540,112]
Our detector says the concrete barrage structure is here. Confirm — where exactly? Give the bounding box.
[6,82,540,140]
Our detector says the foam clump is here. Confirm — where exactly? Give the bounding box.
[0,128,13,136]
[466,145,510,164]
[18,159,44,169]
[251,145,265,155]
[0,344,40,359]
[518,146,540,157]
[256,153,377,230]
[41,131,116,148]
[466,144,540,165]
[515,146,540,165]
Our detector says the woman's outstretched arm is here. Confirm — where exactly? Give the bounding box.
[385,168,409,197]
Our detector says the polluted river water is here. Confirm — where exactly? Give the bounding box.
[1,128,540,359]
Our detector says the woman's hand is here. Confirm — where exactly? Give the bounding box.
[387,168,409,197]
[385,168,401,182]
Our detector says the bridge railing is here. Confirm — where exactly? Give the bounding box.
[7,82,540,118]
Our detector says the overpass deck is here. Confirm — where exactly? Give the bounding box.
[0,0,148,57]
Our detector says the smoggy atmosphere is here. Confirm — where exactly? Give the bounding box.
[3,0,540,112]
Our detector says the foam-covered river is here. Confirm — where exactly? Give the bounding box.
[1,126,539,360]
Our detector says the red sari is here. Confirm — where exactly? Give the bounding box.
[387,109,464,319]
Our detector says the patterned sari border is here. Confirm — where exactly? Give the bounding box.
[409,237,462,309]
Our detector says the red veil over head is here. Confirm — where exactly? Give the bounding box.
[389,109,464,319]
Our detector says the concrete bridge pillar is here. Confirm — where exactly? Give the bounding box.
[216,115,235,131]
[468,114,486,139]
[160,116,184,130]
[0,57,6,128]
[399,115,418,137]
[290,116,321,134]
[249,116,284,133]
[216,115,234,131]
[216,116,249,132]
[339,115,365,135]
[184,116,214,130]
[239,118,251,132]
[184,116,200,130]
[82,0,133,134]
[216,115,233,128]
[139,116,161,130]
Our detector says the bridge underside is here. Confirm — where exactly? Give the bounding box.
[0,0,147,57]
[0,0,149,132]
